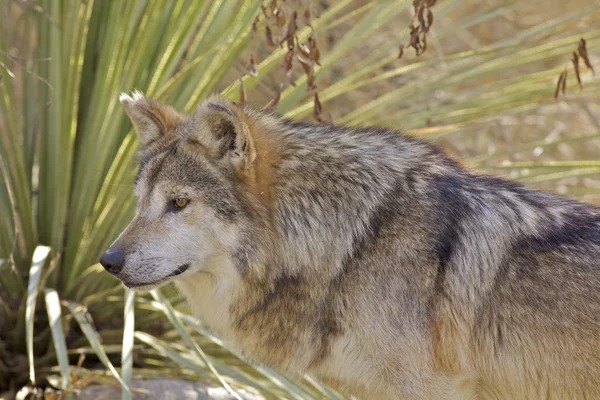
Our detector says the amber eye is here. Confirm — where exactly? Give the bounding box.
[172,198,189,209]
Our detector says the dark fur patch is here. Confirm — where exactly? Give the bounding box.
[214,119,237,154]
[206,101,235,116]
[476,174,552,215]
[139,148,173,195]
[346,195,393,263]
[310,297,343,367]
[135,140,180,184]
[431,173,471,297]
[516,208,600,254]
[231,239,256,275]
[308,179,412,366]
[143,110,168,137]
[174,150,243,220]
[234,271,305,334]
[404,166,419,192]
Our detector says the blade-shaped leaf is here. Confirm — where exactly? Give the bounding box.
[150,289,242,400]
[26,246,51,384]
[43,289,71,397]
[66,300,129,394]
[133,331,213,382]
[121,288,135,400]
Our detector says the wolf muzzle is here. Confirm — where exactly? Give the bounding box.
[99,247,126,275]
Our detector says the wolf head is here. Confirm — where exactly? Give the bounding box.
[100,92,261,291]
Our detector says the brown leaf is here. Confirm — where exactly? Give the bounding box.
[418,5,425,29]
[554,71,564,99]
[313,46,321,65]
[297,51,317,91]
[554,69,568,99]
[313,92,323,119]
[280,11,298,49]
[249,54,259,77]
[275,7,287,28]
[409,24,420,54]
[304,5,311,20]
[421,34,427,55]
[239,78,247,105]
[269,0,277,13]
[297,54,312,75]
[298,41,311,58]
[265,84,283,109]
[282,50,296,86]
[283,49,294,71]
[304,5,312,28]
[578,38,595,76]
[406,0,437,57]
[315,111,333,124]
[266,26,275,47]
[307,73,317,91]
[252,15,259,37]
[409,24,427,56]
[427,8,434,30]
[572,52,582,89]
[308,35,321,65]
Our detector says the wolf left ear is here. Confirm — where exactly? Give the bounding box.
[120,91,183,146]
[192,99,256,171]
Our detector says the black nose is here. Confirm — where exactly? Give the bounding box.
[100,247,126,274]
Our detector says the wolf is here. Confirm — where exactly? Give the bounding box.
[100,91,600,399]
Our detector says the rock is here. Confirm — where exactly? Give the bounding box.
[75,379,265,400]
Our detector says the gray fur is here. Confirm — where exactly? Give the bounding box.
[104,94,600,399]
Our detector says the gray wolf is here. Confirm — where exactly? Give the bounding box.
[101,91,600,399]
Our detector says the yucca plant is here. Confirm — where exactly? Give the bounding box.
[0,0,598,398]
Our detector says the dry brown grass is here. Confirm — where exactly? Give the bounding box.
[241,0,600,203]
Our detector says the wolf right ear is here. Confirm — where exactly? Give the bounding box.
[191,99,256,171]
[120,91,183,146]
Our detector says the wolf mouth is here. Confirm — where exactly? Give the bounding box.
[169,263,190,277]
[125,263,190,289]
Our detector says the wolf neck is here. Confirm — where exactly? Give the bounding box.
[256,121,439,280]
[248,119,576,291]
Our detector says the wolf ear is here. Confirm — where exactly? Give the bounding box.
[119,91,183,146]
[192,99,256,171]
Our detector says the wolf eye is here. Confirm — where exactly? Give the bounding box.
[172,198,189,210]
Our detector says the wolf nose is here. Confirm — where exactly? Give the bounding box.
[100,247,126,274]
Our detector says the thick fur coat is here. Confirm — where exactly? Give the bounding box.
[101,92,600,399]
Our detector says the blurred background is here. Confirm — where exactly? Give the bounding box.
[0,0,598,399]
